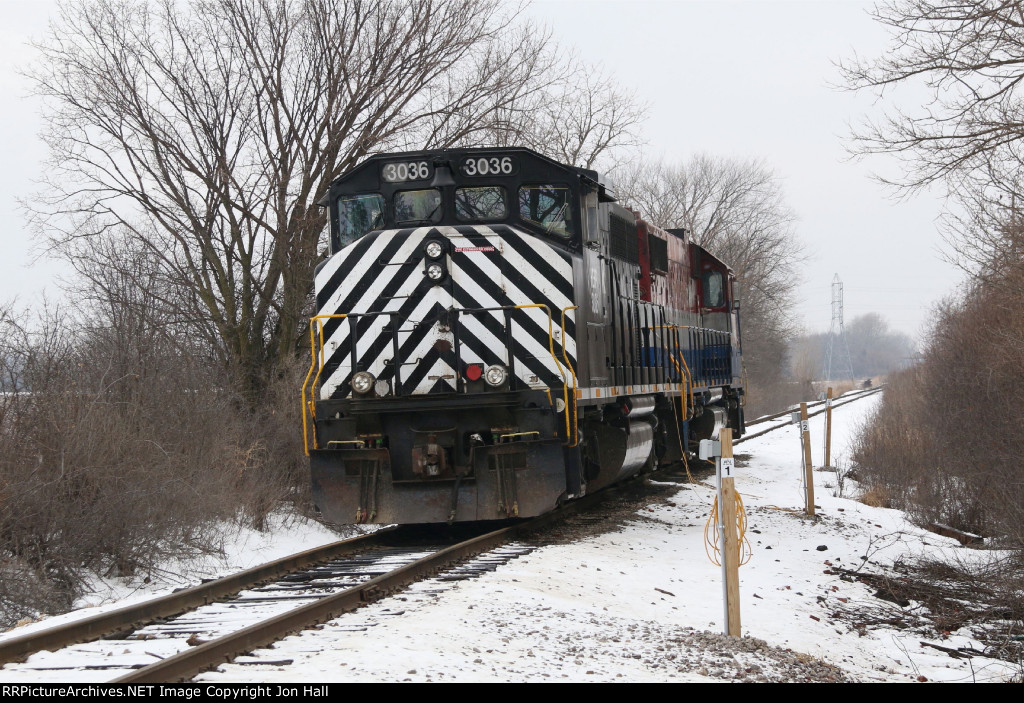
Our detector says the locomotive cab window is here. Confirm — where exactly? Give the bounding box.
[337,193,386,247]
[519,185,572,238]
[455,186,507,221]
[703,271,724,308]
[395,188,442,224]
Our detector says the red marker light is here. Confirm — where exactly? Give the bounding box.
[465,364,483,381]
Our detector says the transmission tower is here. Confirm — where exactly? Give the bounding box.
[823,274,855,383]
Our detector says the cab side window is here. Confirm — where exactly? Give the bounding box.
[703,271,724,308]
[337,194,386,247]
[519,185,572,237]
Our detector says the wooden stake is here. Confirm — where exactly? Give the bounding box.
[718,428,741,637]
[800,402,815,516]
[824,386,833,469]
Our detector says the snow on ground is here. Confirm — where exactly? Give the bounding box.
[0,512,352,644]
[2,392,1019,682]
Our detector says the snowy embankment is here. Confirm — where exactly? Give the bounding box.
[1,392,1017,682]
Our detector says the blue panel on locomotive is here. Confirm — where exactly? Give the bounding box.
[302,148,744,524]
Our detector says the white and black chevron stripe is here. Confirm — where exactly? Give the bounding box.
[314,225,576,399]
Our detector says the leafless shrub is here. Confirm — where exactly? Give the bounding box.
[853,266,1024,548]
[230,354,314,531]
[830,456,850,498]
[858,486,892,510]
[0,262,313,626]
[0,302,235,624]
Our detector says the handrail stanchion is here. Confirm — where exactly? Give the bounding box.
[515,304,570,442]
[560,306,580,447]
[301,313,348,454]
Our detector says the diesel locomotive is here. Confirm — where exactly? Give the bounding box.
[302,147,744,524]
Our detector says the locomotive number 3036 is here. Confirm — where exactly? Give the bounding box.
[382,161,432,182]
[461,156,516,176]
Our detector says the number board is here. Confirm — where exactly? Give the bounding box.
[459,155,517,177]
[720,457,736,479]
[381,161,433,183]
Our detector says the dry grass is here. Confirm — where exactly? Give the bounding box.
[858,486,892,509]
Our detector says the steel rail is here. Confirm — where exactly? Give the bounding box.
[0,528,398,665]
[3,389,882,679]
[744,385,880,428]
[113,497,594,683]
[735,386,883,445]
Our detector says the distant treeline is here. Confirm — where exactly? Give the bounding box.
[789,313,917,383]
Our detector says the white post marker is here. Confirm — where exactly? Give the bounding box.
[800,402,815,516]
[702,430,741,637]
[824,386,834,469]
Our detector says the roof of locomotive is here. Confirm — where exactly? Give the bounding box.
[637,216,734,276]
[691,241,735,276]
[317,146,613,205]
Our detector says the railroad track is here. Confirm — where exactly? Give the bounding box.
[744,385,881,428]
[0,493,605,683]
[736,386,883,444]
[0,387,884,683]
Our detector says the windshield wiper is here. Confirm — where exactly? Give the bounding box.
[400,202,443,226]
[545,204,567,234]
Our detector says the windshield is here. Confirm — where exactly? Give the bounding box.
[519,185,572,237]
[337,194,386,247]
[395,189,442,224]
[456,186,507,221]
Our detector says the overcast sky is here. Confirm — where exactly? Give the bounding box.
[0,0,960,341]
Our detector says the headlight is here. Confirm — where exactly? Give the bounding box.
[351,371,375,394]
[484,364,508,387]
[425,241,444,259]
[426,263,445,281]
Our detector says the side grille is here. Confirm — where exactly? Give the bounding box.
[649,235,668,273]
[609,213,638,264]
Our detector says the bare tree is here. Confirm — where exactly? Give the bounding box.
[845,313,917,377]
[840,1,1024,190]
[27,0,642,397]
[498,61,647,170]
[842,7,1024,607]
[839,1,1024,290]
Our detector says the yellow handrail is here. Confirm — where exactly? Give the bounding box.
[302,306,577,453]
[514,304,571,443]
[675,351,695,420]
[643,325,700,417]
[499,431,541,442]
[647,324,696,418]
[301,314,348,455]
[560,306,579,447]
